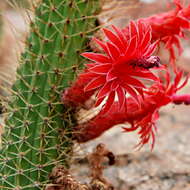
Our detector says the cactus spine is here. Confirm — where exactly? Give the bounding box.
[0,0,99,189]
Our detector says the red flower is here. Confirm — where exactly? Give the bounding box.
[75,69,189,149]
[81,21,161,113]
[125,111,159,150]
[123,69,188,149]
[138,0,190,63]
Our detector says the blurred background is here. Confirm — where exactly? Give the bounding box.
[0,0,30,99]
[0,0,190,189]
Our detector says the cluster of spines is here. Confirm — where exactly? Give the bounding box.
[0,0,99,189]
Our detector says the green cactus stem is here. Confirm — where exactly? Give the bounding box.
[0,0,100,189]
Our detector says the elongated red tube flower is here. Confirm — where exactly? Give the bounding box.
[75,69,189,149]
[82,21,162,112]
[81,21,161,113]
[137,0,190,63]
[62,21,161,113]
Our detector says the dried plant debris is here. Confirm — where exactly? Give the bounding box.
[45,165,89,190]
[88,143,115,189]
[46,144,115,190]
[90,179,114,190]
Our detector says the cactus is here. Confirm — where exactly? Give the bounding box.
[0,0,100,189]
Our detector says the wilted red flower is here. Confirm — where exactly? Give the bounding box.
[123,69,189,149]
[138,0,190,63]
[75,69,189,149]
[81,21,161,113]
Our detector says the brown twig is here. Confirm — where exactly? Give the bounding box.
[88,143,115,190]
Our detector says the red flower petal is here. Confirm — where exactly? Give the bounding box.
[129,21,139,38]
[84,76,105,92]
[117,87,126,110]
[111,80,119,90]
[129,70,159,81]
[140,29,152,51]
[112,25,128,47]
[89,63,111,74]
[95,96,105,107]
[125,36,137,57]
[79,72,97,79]
[134,87,144,99]
[93,38,110,55]
[177,75,189,91]
[106,42,121,60]
[101,91,115,114]
[103,28,125,52]
[122,83,140,105]
[137,20,147,40]
[96,82,112,99]
[106,69,117,82]
[144,41,158,57]
[123,76,146,89]
[174,70,183,87]
[82,52,111,63]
